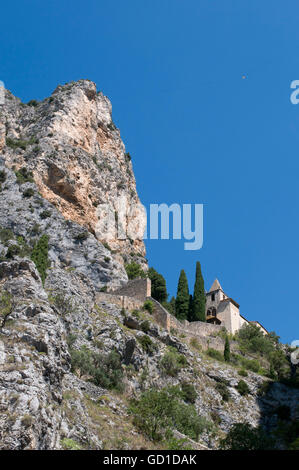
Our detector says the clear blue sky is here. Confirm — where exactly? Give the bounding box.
[1,0,298,343]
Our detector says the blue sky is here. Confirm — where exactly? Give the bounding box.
[0,0,298,343]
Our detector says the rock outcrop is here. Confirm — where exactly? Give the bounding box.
[0,80,147,267]
[0,81,298,450]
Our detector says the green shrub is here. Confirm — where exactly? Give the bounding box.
[125,262,146,280]
[207,348,223,362]
[40,210,51,219]
[220,423,274,450]
[236,323,277,359]
[129,387,212,442]
[6,244,21,258]
[236,379,250,396]
[131,309,140,319]
[137,335,157,355]
[49,291,74,316]
[181,381,197,404]
[27,99,39,107]
[75,231,89,242]
[215,382,230,402]
[0,227,14,244]
[238,369,248,377]
[14,167,34,184]
[60,438,82,450]
[22,188,35,198]
[143,300,154,314]
[31,223,41,235]
[159,348,188,377]
[0,170,7,183]
[0,290,13,328]
[140,320,151,333]
[31,234,49,285]
[70,347,124,392]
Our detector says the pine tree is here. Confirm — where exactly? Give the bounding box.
[191,261,206,322]
[175,270,189,320]
[224,335,230,362]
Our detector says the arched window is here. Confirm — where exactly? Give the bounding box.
[207,307,216,317]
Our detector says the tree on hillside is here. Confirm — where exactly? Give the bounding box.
[148,267,168,303]
[224,335,231,362]
[175,270,189,320]
[190,261,205,322]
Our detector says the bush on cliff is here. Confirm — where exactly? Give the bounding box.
[31,234,49,285]
[220,423,274,450]
[129,386,212,442]
[125,262,146,280]
[70,346,124,392]
[159,347,188,377]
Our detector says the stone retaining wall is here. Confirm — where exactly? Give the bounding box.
[112,278,151,302]
[96,282,237,353]
[96,292,143,311]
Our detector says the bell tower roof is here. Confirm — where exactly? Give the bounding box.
[209,279,222,292]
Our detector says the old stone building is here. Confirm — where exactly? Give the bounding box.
[206,279,267,335]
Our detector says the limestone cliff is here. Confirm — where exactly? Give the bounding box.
[0,82,298,451]
[0,80,146,269]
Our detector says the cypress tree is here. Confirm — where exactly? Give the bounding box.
[164,296,176,315]
[191,261,206,322]
[224,335,231,362]
[187,294,193,322]
[148,267,168,303]
[175,270,189,320]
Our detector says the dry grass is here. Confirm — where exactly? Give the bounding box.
[83,395,162,450]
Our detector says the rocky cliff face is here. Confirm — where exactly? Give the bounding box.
[0,82,298,450]
[0,80,146,268]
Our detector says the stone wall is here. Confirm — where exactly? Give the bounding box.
[112,278,151,302]
[97,281,237,353]
[149,297,172,331]
[96,292,143,311]
[148,296,229,351]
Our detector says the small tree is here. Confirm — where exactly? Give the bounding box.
[224,335,231,362]
[175,270,189,321]
[0,290,13,328]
